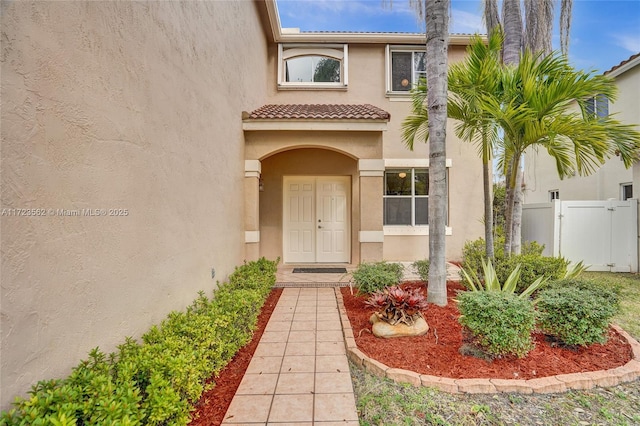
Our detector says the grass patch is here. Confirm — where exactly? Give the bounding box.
[351,363,640,425]
[582,271,640,340]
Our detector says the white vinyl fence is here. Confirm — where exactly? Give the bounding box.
[522,199,638,272]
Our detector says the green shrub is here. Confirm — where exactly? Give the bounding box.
[537,283,620,346]
[462,236,567,294]
[457,291,536,358]
[462,235,544,275]
[351,261,403,294]
[0,258,279,426]
[495,254,567,293]
[412,259,430,282]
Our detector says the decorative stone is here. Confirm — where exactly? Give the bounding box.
[370,314,429,338]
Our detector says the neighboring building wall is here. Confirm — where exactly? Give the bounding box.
[260,42,484,261]
[1,1,269,408]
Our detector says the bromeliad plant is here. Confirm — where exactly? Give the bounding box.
[365,286,428,326]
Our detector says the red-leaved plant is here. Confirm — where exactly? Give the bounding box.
[365,286,428,326]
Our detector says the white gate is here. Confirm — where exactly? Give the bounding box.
[522,200,638,272]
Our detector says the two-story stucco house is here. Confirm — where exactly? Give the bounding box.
[0,0,483,407]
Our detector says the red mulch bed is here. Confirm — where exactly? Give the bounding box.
[341,281,633,380]
[189,288,282,426]
[188,282,633,425]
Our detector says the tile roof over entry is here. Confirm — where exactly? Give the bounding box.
[246,104,390,121]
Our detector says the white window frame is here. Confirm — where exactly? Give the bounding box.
[383,159,452,236]
[385,45,426,97]
[585,94,609,118]
[277,44,348,90]
[621,183,632,201]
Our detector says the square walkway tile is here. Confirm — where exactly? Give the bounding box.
[260,331,289,343]
[285,342,316,356]
[265,321,292,332]
[288,330,316,342]
[316,312,340,321]
[314,393,358,422]
[275,372,315,394]
[268,394,314,423]
[293,313,316,322]
[316,330,344,342]
[316,341,346,355]
[280,355,315,373]
[315,372,355,394]
[223,394,272,424]
[246,356,283,374]
[317,320,341,331]
[236,374,279,395]
[254,342,286,357]
[291,321,316,331]
[316,355,349,373]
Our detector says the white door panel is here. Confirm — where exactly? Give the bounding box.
[283,176,350,263]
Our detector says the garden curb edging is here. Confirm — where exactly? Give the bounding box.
[335,289,640,394]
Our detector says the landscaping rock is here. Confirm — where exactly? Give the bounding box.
[370,314,429,338]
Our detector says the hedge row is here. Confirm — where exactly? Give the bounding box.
[1,257,279,426]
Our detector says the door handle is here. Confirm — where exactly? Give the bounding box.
[318,225,323,229]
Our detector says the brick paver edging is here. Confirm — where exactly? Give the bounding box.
[334,289,640,394]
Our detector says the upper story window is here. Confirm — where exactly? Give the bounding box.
[386,46,426,95]
[585,94,609,119]
[278,44,348,89]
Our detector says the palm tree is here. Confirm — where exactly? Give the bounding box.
[404,36,640,271]
[424,0,450,306]
[403,32,503,260]
[484,0,574,255]
[487,50,640,204]
[384,0,450,306]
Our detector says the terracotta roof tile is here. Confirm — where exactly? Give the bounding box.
[604,52,640,75]
[246,104,390,121]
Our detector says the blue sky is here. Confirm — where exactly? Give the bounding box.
[276,0,640,74]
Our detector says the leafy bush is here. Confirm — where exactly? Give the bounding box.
[537,282,620,346]
[462,235,544,274]
[1,257,279,426]
[462,236,567,294]
[457,291,536,358]
[494,254,567,293]
[412,259,430,281]
[351,261,403,294]
[366,286,428,325]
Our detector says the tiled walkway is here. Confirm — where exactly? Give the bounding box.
[221,286,359,425]
[221,263,462,425]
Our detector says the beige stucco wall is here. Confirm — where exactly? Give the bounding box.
[257,43,484,262]
[1,1,269,408]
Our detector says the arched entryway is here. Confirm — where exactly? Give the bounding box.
[260,148,357,264]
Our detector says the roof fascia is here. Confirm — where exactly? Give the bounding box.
[243,120,388,132]
[263,1,475,46]
[606,55,640,78]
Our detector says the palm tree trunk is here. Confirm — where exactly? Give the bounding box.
[483,159,495,259]
[501,0,522,65]
[425,0,449,306]
[503,159,514,254]
[510,160,523,254]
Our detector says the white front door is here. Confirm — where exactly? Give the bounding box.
[284,176,350,263]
